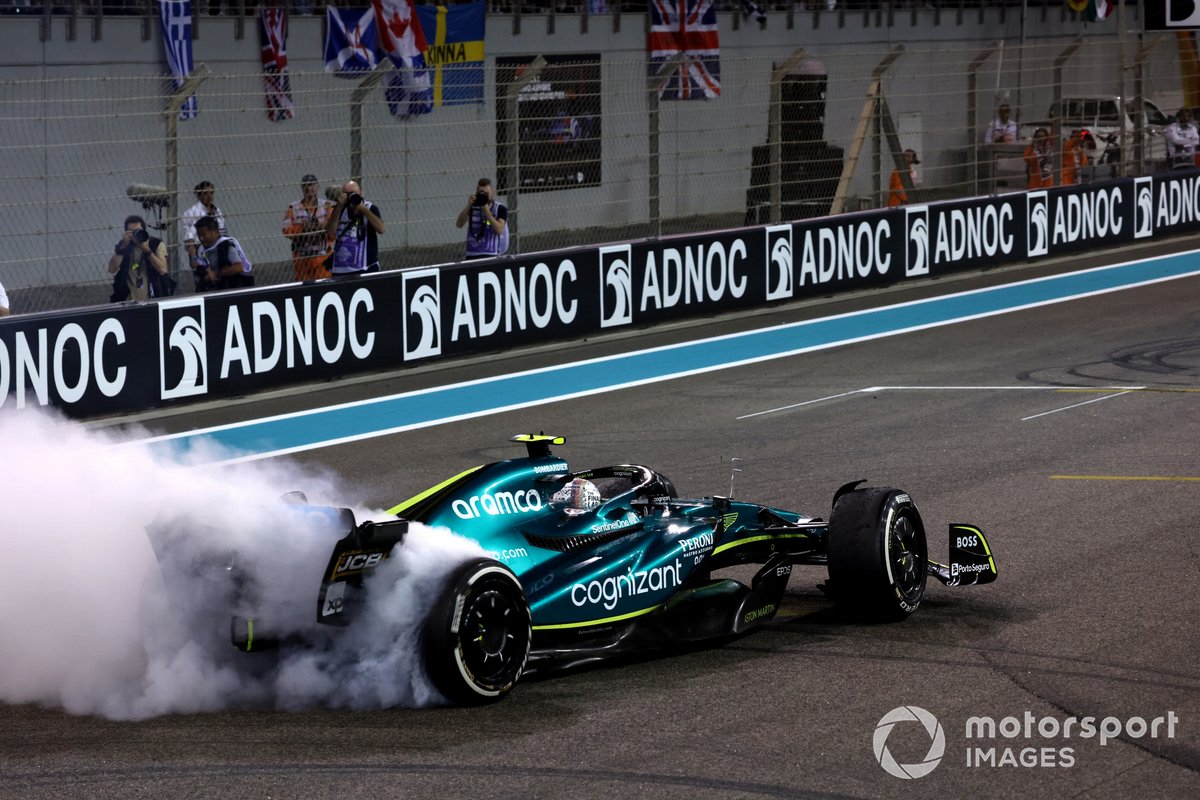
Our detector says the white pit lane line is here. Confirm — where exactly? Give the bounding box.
[737,386,1148,421]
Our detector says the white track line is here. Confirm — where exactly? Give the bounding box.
[738,385,1150,421]
[1020,390,1138,421]
[735,389,871,420]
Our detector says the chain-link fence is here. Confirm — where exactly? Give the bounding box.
[1,10,1191,314]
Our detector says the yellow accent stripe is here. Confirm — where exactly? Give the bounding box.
[245,618,254,652]
[712,532,810,557]
[1054,387,1200,394]
[1050,475,1200,482]
[386,465,483,516]
[532,604,660,630]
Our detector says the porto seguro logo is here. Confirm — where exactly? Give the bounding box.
[765,224,794,301]
[873,706,945,779]
[1026,191,1049,257]
[402,269,441,360]
[158,297,208,400]
[1133,177,1154,239]
[599,244,633,328]
[905,206,929,277]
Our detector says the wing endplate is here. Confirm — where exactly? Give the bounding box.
[928,523,998,586]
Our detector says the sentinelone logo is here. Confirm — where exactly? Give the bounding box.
[874,707,1180,778]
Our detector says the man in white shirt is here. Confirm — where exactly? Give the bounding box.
[1165,107,1199,170]
[180,180,226,273]
[984,103,1017,144]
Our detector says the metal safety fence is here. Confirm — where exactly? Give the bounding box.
[1,29,1192,314]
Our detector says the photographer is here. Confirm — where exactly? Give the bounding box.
[194,215,253,291]
[456,178,508,260]
[323,180,384,276]
[180,181,226,274]
[283,174,334,282]
[0,279,9,316]
[107,215,171,302]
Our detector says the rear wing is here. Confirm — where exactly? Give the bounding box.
[927,524,998,587]
[316,517,409,627]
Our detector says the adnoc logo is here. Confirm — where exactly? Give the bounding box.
[402,268,441,360]
[873,706,945,779]
[599,244,633,328]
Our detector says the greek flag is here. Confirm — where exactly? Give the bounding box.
[158,0,197,119]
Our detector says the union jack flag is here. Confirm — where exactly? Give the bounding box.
[259,7,294,122]
[373,0,433,116]
[648,0,720,100]
[324,7,380,77]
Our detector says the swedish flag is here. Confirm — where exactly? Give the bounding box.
[415,1,486,106]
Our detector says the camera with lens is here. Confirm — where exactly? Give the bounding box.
[473,190,489,207]
[132,228,149,244]
[346,192,364,209]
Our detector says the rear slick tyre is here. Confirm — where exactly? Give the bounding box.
[423,558,531,705]
[827,488,927,622]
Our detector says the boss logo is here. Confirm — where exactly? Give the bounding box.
[955,535,980,549]
[1026,191,1049,257]
[905,205,930,277]
[765,224,794,301]
[599,244,633,328]
[1133,177,1154,239]
[402,268,441,361]
[158,297,208,400]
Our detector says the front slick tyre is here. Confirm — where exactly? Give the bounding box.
[424,558,531,705]
[827,488,927,622]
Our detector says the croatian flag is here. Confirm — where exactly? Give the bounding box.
[373,0,433,116]
[158,0,197,118]
[648,0,721,100]
[324,7,380,76]
[259,7,294,121]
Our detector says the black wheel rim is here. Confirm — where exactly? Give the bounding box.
[888,513,925,601]
[459,583,528,688]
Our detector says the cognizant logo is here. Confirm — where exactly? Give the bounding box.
[570,559,682,610]
[873,706,946,779]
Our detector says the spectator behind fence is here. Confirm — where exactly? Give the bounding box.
[985,103,1017,144]
[194,215,254,291]
[324,180,384,275]
[181,181,227,274]
[283,173,334,281]
[1165,107,1199,170]
[1061,130,1091,186]
[108,214,173,302]
[887,149,919,207]
[457,177,509,260]
[1024,128,1054,189]
[0,279,9,316]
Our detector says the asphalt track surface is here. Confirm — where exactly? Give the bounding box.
[5,240,1200,799]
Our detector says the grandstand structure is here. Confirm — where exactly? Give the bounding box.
[0,2,1189,312]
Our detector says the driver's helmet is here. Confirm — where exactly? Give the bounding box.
[551,477,601,515]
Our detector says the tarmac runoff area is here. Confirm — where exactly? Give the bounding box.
[3,237,1199,799]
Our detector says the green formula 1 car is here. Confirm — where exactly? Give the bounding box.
[152,434,998,704]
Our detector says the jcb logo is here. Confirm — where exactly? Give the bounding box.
[955,535,980,549]
[335,551,384,574]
